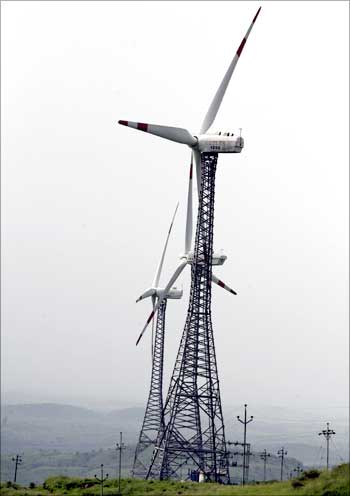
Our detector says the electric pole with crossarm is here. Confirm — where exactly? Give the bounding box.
[12,455,22,483]
[237,404,253,486]
[94,464,108,496]
[260,449,270,482]
[318,422,335,470]
[116,432,126,495]
[277,447,287,481]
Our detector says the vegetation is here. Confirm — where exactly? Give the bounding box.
[0,464,348,496]
[0,449,303,486]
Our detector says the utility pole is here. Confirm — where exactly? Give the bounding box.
[318,422,335,470]
[116,432,126,495]
[246,443,251,483]
[237,404,254,486]
[293,465,303,477]
[12,455,22,483]
[277,448,287,481]
[94,464,108,496]
[260,449,270,482]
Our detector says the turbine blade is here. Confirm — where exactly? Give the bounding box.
[153,202,179,287]
[151,295,156,360]
[212,274,237,295]
[118,120,197,147]
[200,7,261,134]
[185,155,193,254]
[136,288,156,303]
[193,149,201,199]
[136,260,187,346]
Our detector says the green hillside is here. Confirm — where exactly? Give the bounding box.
[1,464,349,496]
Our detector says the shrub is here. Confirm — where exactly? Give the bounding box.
[303,469,321,479]
[82,481,95,489]
[291,480,304,489]
[29,483,36,489]
[6,482,20,490]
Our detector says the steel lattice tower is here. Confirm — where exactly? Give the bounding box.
[148,153,230,483]
[132,299,167,478]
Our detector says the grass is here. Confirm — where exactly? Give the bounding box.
[1,464,349,496]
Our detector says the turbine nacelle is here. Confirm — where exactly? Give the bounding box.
[136,286,183,303]
[117,121,244,155]
[158,287,183,300]
[185,250,227,266]
[196,133,244,154]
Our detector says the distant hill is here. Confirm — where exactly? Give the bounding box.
[1,402,349,466]
[1,403,144,453]
[3,404,101,421]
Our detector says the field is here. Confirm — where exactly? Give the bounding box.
[1,464,349,496]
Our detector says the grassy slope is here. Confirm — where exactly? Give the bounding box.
[1,464,349,496]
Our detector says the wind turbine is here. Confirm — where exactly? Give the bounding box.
[119,5,261,344]
[118,7,261,481]
[119,6,261,194]
[132,204,182,478]
[135,154,237,346]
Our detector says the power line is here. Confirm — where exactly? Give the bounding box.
[329,436,344,463]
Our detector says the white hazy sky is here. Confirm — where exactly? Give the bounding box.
[1,1,349,414]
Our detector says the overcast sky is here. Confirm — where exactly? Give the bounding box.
[1,1,349,416]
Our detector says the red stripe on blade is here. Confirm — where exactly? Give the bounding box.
[147,311,155,324]
[253,7,261,24]
[137,122,148,132]
[218,280,225,289]
[118,120,128,126]
[237,38,247,57]
[189,163,193,179]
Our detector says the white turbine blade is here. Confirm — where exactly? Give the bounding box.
[200,7,261,134]
[185,154,193,254]
[136,288,156,303]
[193,149,201,199]
[151,294,156,360]
[136,260,187,346]
[153,202,179,287]
[212,273,237,295]
[118,120,197,147]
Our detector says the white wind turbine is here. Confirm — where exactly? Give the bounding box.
[119,7,261,345]
[136,203,183,351]
[136,153,237,346]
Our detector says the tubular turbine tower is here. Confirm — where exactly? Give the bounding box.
[118,7,261,483]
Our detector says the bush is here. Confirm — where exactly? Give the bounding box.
[291,480,304,489]
[6,482,20,490]
[303,469,321,479]
[29,483,36,489]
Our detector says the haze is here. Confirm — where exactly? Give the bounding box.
[1,1,348,420]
